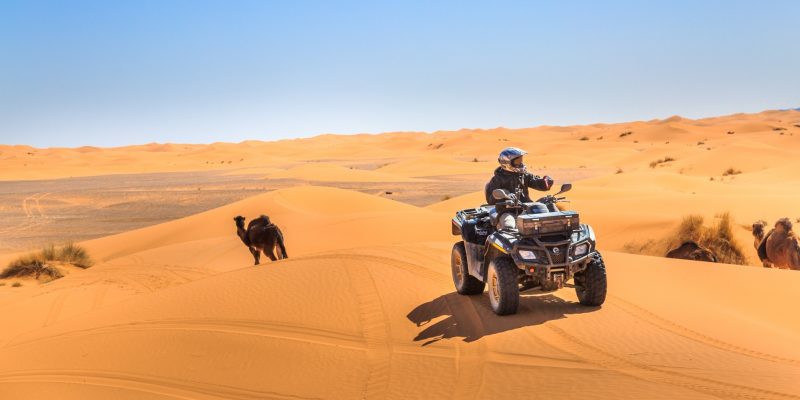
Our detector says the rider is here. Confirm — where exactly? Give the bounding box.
[485,147,553,230]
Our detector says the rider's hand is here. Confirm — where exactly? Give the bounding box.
[543,175,554,190]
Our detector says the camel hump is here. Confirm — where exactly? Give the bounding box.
[776,218,793,233]
[757,229,772,262]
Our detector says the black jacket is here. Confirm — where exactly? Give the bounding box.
[484,167,552,205]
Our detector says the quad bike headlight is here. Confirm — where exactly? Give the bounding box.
[518,249,537,260]
[574,243,589,256]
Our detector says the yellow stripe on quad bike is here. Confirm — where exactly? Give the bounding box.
[491,242,508,254]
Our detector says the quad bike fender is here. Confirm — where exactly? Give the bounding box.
[480,234,520,281]
[451,217,462,236]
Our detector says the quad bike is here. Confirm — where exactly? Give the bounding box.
[450,182,607,315]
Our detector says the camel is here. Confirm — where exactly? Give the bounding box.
[751,220,772,268]
[757,218,800,270]
[665,241,718,263]
[234,215,288,265]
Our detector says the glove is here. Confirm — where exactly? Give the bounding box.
[542,175,554,190]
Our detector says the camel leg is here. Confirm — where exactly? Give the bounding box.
[277,232,288,259]
[249,247,260,265]
[265,248,278,262]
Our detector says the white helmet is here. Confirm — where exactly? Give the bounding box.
[498,147,527,173]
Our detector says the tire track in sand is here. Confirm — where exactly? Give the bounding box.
[343,260,393,399]
[609,295,800,367]
[4,318,367,352]
[42,292,68,328]
[443,294,489,400]
[0,192,51,235]
[534,323,800,400]
[0,369,322,400]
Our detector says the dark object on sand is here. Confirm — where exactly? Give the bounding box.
[234,215,288,265]
[665,241,718,263]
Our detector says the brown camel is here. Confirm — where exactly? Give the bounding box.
[751,220,772,268]
[758,218,800,270]
[665,241,718,263]
[234,215,288,265]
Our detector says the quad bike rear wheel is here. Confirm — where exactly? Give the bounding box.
[451,242,485,295]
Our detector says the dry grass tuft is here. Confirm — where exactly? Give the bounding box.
[1,242,93,282]
[623,213,747,265]
[649,156,675,168]
[722,168,742,176]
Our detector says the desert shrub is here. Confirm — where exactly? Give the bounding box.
[597,136,603,140]
[1,242,93,282]
[624,213,747,265]
[705,213,747,265]
[41,244,56,260]
[12,282,22,287]
[619,131,633,138]
[727,131,735,134]
[57,242,93,268]
[1,256,63,281]
[472,157,479,162]
[441,194,452,201]
[722,168,741,176]
[579,136,589,141]
[667,215,705,248]
[649,156,675,168]
[616,168,623,174]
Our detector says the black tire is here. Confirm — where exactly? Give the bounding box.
[575,251,608,306]
[487,256,520,315]
[451,242,485,295]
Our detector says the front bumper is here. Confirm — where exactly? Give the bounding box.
[512,240,595,280]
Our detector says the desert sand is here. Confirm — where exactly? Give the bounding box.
[1,110,799,399]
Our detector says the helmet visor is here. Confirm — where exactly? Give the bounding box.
[511,156,524,168]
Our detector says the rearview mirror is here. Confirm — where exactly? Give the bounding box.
[492,188,511,200]
[555,183,572,195]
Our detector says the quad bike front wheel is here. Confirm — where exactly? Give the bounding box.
[487,256,520,315]
[451,242,485,295]
[574,251,608,306]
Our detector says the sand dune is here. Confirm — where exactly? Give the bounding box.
[1,243,798,399]
[1,109,800,399]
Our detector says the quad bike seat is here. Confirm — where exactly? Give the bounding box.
[525,202,550,214]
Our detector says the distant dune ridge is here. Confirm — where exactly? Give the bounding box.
[1,109,800,399]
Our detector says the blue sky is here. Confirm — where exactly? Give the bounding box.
[1,1,798,147]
